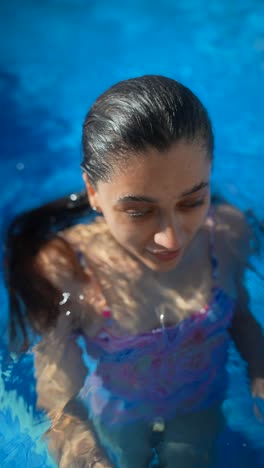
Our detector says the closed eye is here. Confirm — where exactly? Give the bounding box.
[178,199,206,210]
[124,198,207,218]
[126,209,152,218]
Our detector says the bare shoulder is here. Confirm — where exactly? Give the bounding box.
[33,234,89,291]
[61,216,109,246]
[214,203,254,264]
[61,217,124,269]
[34,217,110,283]
[214,203,252,240]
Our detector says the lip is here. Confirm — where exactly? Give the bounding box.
[147,248,182,262]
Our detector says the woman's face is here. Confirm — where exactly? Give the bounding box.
[86,139,212,272]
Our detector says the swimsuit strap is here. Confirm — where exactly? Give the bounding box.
[208,205,219,286]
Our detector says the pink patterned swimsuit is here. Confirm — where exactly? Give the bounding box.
[75,213,235,427]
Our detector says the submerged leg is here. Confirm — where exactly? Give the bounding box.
[157,405,224,468]
[93,417,154,468]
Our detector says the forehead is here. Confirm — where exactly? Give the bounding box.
[98,140,211,200]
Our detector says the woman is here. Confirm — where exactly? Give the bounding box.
[5,75,264,467]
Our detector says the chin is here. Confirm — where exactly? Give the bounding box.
[141,256,182,273]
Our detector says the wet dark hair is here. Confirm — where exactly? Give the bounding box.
[4,75,214,349]
[82,75,213,186]
[4,191,92,350]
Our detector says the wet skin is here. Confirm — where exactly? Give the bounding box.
[84,139,212,273]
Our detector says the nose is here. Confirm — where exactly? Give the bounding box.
[154,214,185,250]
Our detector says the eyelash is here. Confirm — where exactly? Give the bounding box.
[126,210,151,218]
[126,199,206,218]
[179,199,206,210]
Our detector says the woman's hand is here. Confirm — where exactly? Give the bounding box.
[48,412,113,468]
[60,445,112,468]
[251,377,264,423]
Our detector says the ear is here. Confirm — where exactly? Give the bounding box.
[82,173,101,211]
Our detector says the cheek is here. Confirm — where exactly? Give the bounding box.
[198,202,211,227]
[120,224,149,245]
[103,211,146,247]
[116,220,154,250]
[184,204,210,235]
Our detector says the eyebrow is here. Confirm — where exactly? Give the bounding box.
[116,181,209,204]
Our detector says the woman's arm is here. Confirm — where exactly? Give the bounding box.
[223,205,264,397]
[34,327,111,467]
[32,235,112,466]
[230,280,264,394]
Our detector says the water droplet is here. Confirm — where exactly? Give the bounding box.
[59,292,71,305]
[160,313,165,328]
[66,310,71,316]
[79,294,84,301]
[70,193,78,201]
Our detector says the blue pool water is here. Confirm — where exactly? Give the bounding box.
[0,0,264,466]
